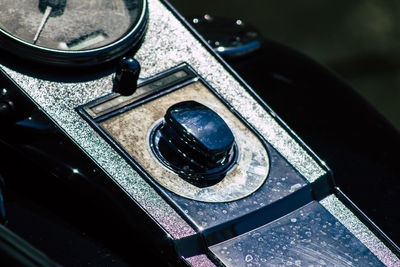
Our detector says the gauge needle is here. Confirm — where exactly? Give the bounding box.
[33,6,52,44]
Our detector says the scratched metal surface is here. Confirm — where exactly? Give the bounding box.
[209,199,392,266]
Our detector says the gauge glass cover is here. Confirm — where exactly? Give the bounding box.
[0,0,147,66]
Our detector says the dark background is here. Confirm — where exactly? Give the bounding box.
[169,0,400,130]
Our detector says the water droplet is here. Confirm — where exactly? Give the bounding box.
[252,232,260,238]
[319,259,327,265]
[245,254,253,262]
[290,183,302,192]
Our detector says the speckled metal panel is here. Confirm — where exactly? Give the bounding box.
[0,0,326,239]
[184,254,217,267]
[321,195,400,266]
[209,201,386,266]
[1,1,393,262]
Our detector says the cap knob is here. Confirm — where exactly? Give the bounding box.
[150,101,238,186]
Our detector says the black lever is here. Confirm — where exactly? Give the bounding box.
[113,57,141,96]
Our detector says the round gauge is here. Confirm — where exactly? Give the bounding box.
[0,0,148,66]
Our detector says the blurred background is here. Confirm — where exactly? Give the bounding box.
[169,0,400,130]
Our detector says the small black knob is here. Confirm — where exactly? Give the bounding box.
[114,57,141,96]
[39,0,67,17]
[150,101,238,186]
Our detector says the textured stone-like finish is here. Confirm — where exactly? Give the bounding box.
[101,81,269,202]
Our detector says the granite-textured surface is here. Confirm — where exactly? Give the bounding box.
[185,254,217,267]
[321,195,400,266]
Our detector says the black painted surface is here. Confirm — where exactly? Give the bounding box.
[225,40,400,247]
